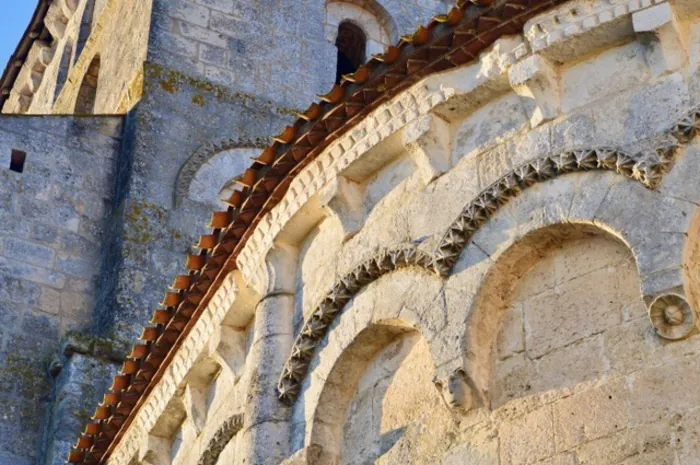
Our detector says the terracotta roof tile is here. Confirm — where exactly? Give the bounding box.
[67,0,570,462]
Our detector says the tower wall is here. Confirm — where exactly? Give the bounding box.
[0,115,122,464]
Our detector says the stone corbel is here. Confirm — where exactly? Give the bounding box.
[404,114,453,183]
[428,36,526,121]
[509,54,561,128]
[633,3,688,77]
[432,363,489,413]
[318,176,366,241]
[221,270,260,328]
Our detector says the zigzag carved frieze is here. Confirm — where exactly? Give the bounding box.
[196,414,244,465]
[276,104,700,404]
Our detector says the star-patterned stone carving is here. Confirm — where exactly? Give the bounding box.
[574,149,597,170]
[276,105,700,404]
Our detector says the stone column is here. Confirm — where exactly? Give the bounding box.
[238,244,298,465]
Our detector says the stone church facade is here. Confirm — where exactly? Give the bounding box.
[1,0,700,464]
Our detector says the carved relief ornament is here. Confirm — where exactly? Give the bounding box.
[277,105,700,404]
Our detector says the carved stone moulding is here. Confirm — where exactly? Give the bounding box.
[277,245,436,404]
[276,104,700,405]
[196,414,244,465]
[649,293,696,340]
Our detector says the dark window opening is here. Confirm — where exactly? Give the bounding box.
[10,150,27,173]
[335,21,366,84]
[75,55,101,114]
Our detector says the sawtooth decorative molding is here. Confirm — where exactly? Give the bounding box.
[276,103,700,404]
[67,2,700,463]
[236,83,454,293]
[277,245,435,403]
[196,414,244,465]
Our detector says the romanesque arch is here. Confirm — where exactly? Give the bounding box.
[64,2,700,464]
[325,0,397,59]
[174,142,261,207]
[290,268,447,462]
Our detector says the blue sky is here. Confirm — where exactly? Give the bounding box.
[0,1,38,72]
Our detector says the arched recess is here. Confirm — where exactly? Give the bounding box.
[175,145,260,208]
[437,169,698,406]
[465,223,641,408]
[291,267,457,462]
[326,1,396,61]
[74,54,100,114]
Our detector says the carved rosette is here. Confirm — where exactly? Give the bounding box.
[649,294,696,340]
[277,246,434,403]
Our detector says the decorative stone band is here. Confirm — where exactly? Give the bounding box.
[196,414,244,465]
[276,104,700,404]
[103,273,240,465]
[237,83,454,292]
[431,147,670,274]
[525,0,669,53]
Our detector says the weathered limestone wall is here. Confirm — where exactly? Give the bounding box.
[50,0,153,114]
[93,69,292,344]
[98,2,700,464]
[146,0,449,110]
[1,0,152,115]
[0,115,122,464]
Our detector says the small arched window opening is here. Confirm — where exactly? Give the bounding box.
[75,55,100,114]
[54,41,74,102]
[335,21,366,84]
[76,0,96,58]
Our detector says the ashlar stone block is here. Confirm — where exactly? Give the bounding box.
[553,378,629,452]
[499,405,555,465]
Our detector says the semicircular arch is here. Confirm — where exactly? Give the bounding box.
[441,170,697,403]
[175,141,262,207]
[290,267,449,456]
[325,0,397,57]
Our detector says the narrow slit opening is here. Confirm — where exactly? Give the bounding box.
[10,149,27,173]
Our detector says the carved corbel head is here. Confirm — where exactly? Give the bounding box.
[433,368,475,412]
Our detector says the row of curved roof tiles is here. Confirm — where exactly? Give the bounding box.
[63,0,567,463]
